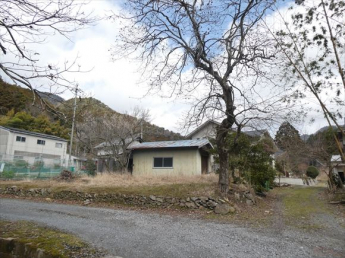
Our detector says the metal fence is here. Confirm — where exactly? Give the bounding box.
[0,154,87,179]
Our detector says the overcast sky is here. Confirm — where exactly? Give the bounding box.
[2,0,344,136]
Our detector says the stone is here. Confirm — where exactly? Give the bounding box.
[191,197,198,201]
[238,184,248,191]
[186,197,191,202]
[244,193,255,201]
[45,198,52,202]
[83,199,91,205]
[214,204,231,215]
[229,206,236,213]
[156,197,164,203]
[234,192,241,200]
[199,197,208,202]
[246,199,253,206]
[207,200,217,208]
[149,195,156,201]
[185,202,196,209]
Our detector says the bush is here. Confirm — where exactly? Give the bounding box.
[306,166,319,179]
[1,170,15,179]
[14,159,28,168]
[249,165,276,192]
[85,159,96,176]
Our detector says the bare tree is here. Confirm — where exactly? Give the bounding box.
[95,107,150,172]
[265,0,345,161]
[0,0,97,112]
[112,0,295,193]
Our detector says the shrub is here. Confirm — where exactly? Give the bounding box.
[14,159,28,168]
[1,170,15,179]
[306,166,319,179]
[85,159,96,176]
[249,164,276,192]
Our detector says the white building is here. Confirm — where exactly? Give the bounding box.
[186,120,220,140]
[0,126,68,166]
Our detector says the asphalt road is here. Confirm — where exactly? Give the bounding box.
[0,198,344,258]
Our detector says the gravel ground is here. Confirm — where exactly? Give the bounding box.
[0,198,344,258]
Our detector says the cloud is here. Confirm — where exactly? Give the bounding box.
[1,0,343,136]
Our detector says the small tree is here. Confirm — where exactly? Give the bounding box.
[85,159,96,177]
[306,166,320,179]
[218,132,276,192]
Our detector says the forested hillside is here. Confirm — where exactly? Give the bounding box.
[0,81,183,157]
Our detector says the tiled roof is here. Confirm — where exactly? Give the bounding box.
[129,139,212,150]
[0,126,68,142]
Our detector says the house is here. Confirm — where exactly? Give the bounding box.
[186,120,220,140]
[94,138,139,172]
[128,139,213,176]
[0,126,67,166]
[186,120,275,172]
[331,155,344,183]
[64,154,87,172]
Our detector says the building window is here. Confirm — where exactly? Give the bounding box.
[37,139,45,145]
[16,136,26,142]
[153,157,173,168]
[55,143,62,148]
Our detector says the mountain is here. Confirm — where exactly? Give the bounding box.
[0,81,183,144]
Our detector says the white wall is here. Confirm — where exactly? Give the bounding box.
[0,129,67,165]
[190,123,217,140]
[0,128,9,155]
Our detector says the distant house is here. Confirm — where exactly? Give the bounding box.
[94,138,139,172]
[186,120,275,172]
[331,155,344,183]
[186,120,220,140]
[128,139,213,176]
[0,126,67,166]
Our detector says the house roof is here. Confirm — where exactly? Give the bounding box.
[331,155,343,163]
[0,126,68,142]
[129,139,212,150]
[185,120,220,139]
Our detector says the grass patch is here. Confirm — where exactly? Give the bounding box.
[280,186,328,219]
[0,220,104,258]
[276,186,330,230]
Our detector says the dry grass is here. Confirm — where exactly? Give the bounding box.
[0,173,219,197]
[82,173,218,187]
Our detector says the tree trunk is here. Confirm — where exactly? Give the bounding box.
[218,141,230,194]
[216,117,234,194]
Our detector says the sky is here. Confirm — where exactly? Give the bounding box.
[1,0,344,137]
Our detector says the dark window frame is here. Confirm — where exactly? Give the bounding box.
[37,139,46,145]
[16,136,26,142]
[153,157,173,168]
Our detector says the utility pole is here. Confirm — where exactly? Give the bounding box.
[68,85,78,168]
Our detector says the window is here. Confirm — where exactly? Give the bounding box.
[153,157,173,168]
[16,136,26,142]
[55,143,62,148]
[37,139,45,145]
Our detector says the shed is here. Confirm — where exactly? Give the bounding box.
[128,139,213,176]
